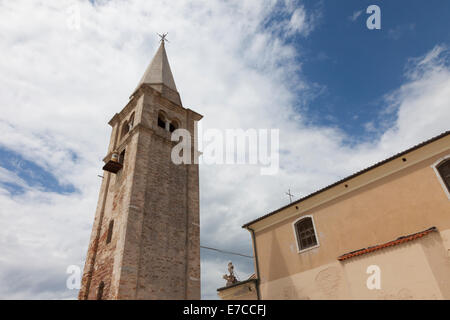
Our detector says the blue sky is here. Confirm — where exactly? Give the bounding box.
[293,1,450,137]
[0,148,77,195]
[0,0,449,300]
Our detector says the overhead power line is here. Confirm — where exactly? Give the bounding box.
[200,245,253,259]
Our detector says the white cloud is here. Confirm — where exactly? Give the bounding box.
[0,0,449,300]
[260,2,318,39]
[349,9,363,22]
[288,7,311,36]
[387,23,415,40]
[0,167,27,189]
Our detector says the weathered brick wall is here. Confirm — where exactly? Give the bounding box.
[129,88,201,299]
[79,85,201,300]
[79,111,137,299]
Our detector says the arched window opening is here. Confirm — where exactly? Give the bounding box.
[106,220,114,244]
[169,120,179,133]
[158,112,166,129]
[127,112,134,132]
[437,158,450,193]
[121,121,129,139]
[121,113,135,140]
[294,216,318,252]
[97,281,105,300]
[129,112,135,129]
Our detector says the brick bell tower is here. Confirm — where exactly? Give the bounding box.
[79,37,202,300]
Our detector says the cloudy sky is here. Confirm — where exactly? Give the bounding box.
[0,0,449,300]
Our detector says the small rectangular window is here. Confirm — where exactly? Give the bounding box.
[97,281,105,300]
[106,220,114,244]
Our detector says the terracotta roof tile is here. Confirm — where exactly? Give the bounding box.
[337,227,437,261]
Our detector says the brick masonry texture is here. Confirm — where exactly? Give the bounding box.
[79,84,202,300]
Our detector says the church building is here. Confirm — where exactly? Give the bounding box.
[218,131,450,300]
[79,37,202,300]
[77,35,450,301]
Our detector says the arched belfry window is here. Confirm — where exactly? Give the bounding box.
[169,119,179,133]
[129,112,135,129]
[157,111,167,129]
[434,157,450,198]
[121,120,129,139]
[121,113,135,139]
[293,215,319,253]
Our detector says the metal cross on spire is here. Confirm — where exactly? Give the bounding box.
[157,32,169,43]
[286,189,294,203]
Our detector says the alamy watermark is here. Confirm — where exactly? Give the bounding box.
[171,122,279,175]
[366,265,381,290]
[66,264,82,290]
[66,263,383,291]
[366,5,381,30]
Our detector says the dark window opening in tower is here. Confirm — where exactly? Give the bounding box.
[129,112,135,130]
[97,281,105,300]
[121,121,129,139]
[437,158,450,193]
[119,149,125,165]
[106,220,114,244]
[169,121,179,133]
[158,115,166,129]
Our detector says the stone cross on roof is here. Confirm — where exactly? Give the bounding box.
[158,32,169,43]
[286,189,294,203]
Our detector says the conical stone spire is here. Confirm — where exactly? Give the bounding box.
[132,40,181,105]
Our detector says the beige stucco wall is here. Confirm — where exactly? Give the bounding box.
[342,235,444,300]
[259,261,349,299]
[258,233,450,299]
[250,139,450,299]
